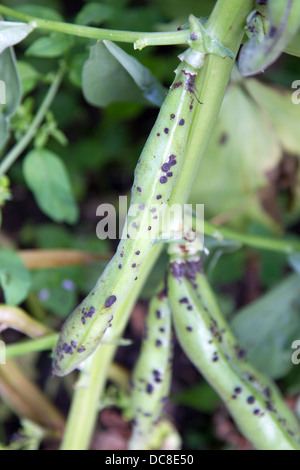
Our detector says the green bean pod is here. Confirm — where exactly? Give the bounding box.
[168,246,300,450]
[128,287,172,450]
[52,45,206,376]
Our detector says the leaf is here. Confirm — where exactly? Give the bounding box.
[75,2,113,26]
[0,47,21,153]
[82,41,166,108]
[172,382,219,413]
[284,28,300,57]
[26,33,73,58]
[0,114,9,154]
[15,4,64,22]
[0,21,35,54]
[0,250,31,305]
[23,149,79,224]
[31,268,78,319]
[288,253,300,275]
[231,274,300,379]
[188,82,281,230]
[245,79,300,155]
[0,47,21,118]
[17,61,39,96]
[239,0,300,76]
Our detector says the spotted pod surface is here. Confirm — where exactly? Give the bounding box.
[52,49,205,376]
[128,288,172,450]
[168,249,300,450]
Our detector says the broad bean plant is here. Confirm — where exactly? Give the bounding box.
[0,0,300,451]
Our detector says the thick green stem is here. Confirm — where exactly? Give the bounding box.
[171,0,254,205]
[0,5,189,47]
[204,221,300,254]
[0,62,66,177]
[5,333,58,359]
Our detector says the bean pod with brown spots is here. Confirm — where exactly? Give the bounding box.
[168,246,300,450]
[128,287,172,450]
[52,45,206,376]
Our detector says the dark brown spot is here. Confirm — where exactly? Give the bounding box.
[164,128,169,134]
[219,133,228,145]
[105,295,117,308]
[161,162,171,172]
[179,119,185,126]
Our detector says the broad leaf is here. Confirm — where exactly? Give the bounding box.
[245,79,300,155]
[75,2,113,26]
[82,40,166,108]
[0,47,21,118]
[0,21,34,54]
[15,4,63,22]
[26,33,73,58]
[239,0,300,76]
[0,249,31,305]
[23,149,79,224]
[232,274,300,379]
[17,61,40,96]
[188,82,281,230]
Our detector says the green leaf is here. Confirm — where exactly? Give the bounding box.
[0,47,21,153]
[284,28,300,57]
[188,82,281,230]
[0,114,9,155]
[0,47,21,118]
[239,0,300,76]
[172,382,219,413]
[23,149,79,224]
[68,53,88,88]
[232,274,300,379]
[0,21,35,54]
[245,79,300,156]
[17,61,40,96]
[31,267,78,318]
[289,253,300,275]
[0,249,31,305]
[15,4,64,22]
[75,2,113,26]
[82,41,166,108]
[26,33,73,58]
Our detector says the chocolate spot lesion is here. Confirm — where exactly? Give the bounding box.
[219,133,228,145]
[105,295,117,308]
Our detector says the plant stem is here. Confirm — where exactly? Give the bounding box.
[5,334,58,359]
[171,0,254,206]
[0,5,189,47]
[0,304,53,338]
[0,62,66,177]
[204,221,300,254]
